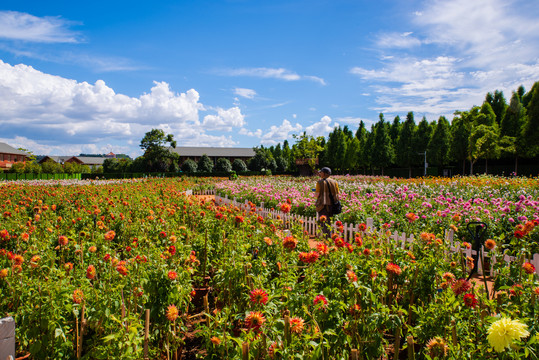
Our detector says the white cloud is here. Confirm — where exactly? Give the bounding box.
[239,128,263,137]
[218,67,326,84]
[335,116,364,125]
[305,116,336,137]
[0,59,247,155]
[351,0,539,118]
[260,119,303,145]
[202,106,245,131]
[417,0,539,69]
[234,87,257,99]
[376,32,421,49]
[0,11,80,43]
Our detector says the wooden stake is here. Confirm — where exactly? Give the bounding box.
[242,342,249,360]
[204,294,210,323]
[144,309,150,359]
[407,268,419,325]
[451,320,457,347]
[284,315,291,346]
[407,335,415,360]
[394,326,401,360]
[75,311,80,359]
[78,305,85,359]
[350,349,358,360]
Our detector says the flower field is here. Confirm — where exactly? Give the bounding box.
[1,176,539,359]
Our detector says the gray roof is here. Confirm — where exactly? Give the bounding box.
[69,156,108,165]
[0,142,30,156]
[170,147,255,157]
[38,156,71,164]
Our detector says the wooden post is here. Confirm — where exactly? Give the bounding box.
[407,268,419,325]
[202,229,208,281]
[284,314,291,346]
[204,294,210,323]
[75,312,80,359]
[394,326,401,360]
[451,320,457,347]
[77,305,85,359]
[144,309,150,359]
[350,349,358,360]
[242,342,249,360]
[407,335,415,360]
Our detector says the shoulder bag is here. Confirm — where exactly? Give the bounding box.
[324,179,342,215]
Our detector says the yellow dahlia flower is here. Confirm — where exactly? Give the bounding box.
[487,317,529,352]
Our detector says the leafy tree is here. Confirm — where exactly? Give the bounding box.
[103,158,132,173]
[248,147,275,172]
[139,128,178,172]
[427,116,451,167]
[41,160,63,174]
[25,161,42,174]
[469,125,499,174]
[396,112,416,177]
[181,159,198,173]
[214,158,232,173]
[197,154,214,173]
[291,132,323,173]
[371,114,394,175]
[63,162,79,174]
[10,162,26,173]
[275,156,288,173]
[232,159,248,172]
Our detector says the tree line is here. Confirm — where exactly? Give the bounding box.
[260,81,539,176]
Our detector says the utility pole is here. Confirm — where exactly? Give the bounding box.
[418,152,427,176]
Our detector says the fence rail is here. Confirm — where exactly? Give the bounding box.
[208,191,539,276]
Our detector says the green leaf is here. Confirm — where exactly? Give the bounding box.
[102,334,117,342]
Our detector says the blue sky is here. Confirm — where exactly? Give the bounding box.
[0,0,538,157]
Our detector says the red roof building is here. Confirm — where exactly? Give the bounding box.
[0,142,29,171]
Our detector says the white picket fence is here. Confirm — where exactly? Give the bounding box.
[192,189,539,276]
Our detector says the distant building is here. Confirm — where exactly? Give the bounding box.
[0,142,29,171]
[38,156,72,165]
[65,156,108,170]
[170,147,255,165]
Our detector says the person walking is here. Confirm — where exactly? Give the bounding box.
[314,167,339,238]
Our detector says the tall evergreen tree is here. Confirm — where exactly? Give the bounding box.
[343,137,360,172]
[499,92,527,173]
[522,81,539,157]
[427,116,452,168]
[390,116,402,153]
[450,112,471,174]
[363,125,375,174]
[355,120,367,140]
[326,126,347,171]
[485,90,507,126]
[413,116,432,166]
[396,112,416,177]
[356,121,369,174]
[371,114,394,175]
